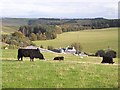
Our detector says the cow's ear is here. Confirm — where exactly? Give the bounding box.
[37,48,39,50]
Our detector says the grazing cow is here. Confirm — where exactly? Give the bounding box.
[17,48,45,61]
[101,55,114,64]
[53,56,64,61]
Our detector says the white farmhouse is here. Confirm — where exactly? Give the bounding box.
[64,46,76,54]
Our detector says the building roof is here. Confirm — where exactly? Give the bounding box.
[24,45,38,49]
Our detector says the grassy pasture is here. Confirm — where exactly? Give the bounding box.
[2,49,118,88]
[1,18,29,26]
[1,28,118,88]
[33,28,118,53]
[1,26,18,34]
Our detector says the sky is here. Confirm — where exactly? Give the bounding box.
[0,0,119,19]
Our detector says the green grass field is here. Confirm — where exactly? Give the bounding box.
[1,28,119,88]
[2,49,118,88]
[34,28,118,53]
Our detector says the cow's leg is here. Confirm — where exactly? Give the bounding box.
[17,55,19,61]
[111,59,114,64]
[30,58,32,62]
[32,58,34,62]
[110,59,114,64]
[30,57,34,62]
[18,55,21,61]
[21,57,23,61]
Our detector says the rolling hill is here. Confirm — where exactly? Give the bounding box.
[1,18,30,26]
[33,28,118,53]
[1,18,31,34]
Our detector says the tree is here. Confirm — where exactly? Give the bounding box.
[12,31,25,38]
[51,33,57,39]
[55,25,62,34]
[39,33,46,40]
[48,46,54,50]
[30,33,37,41]
[36,33,41,40]
[42,33,47,40]
[39,33,43,40]
[71,42,82,53]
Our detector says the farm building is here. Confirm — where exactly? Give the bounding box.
[50,46,76,54]
[22,45,39,49]
[64,46,76,54]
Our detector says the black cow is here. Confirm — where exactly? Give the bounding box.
[101,50,116,64]
[53,56,64,61]
[101,55,114,64]
[17,48,45,61]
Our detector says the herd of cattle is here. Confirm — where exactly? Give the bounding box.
[17,48,116,64]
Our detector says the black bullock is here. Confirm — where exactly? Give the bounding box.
[53,56,64,61]
[17,48,45,61]
[101,50,116,64]
[101,55,114,64]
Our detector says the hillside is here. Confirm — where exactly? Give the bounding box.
[33,28,118,53]
[28,18,120,28]
[1,18,31,34]
[1,26,19,34]
[1,18,30,26]
[1,17,119,35]
[2,17,120,27]
[1,18,119,51]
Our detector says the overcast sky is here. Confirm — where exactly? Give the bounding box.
[0,0,119,19]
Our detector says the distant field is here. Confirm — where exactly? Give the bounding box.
[1,18,30,34]
[1,18,29,26]
[33,28,118,53]
[1,26,19,34]
[2,49,118,88]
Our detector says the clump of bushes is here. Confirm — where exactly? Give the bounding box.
[8,45,19,49]
[2,31,35,49]
[40,45,44,48]
[47,46,54,50]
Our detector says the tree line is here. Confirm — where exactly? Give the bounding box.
[28,18,120,28]
[18,18,120,41]
[18,25,63,41]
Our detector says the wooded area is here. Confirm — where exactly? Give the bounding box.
[19,18,120,40]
